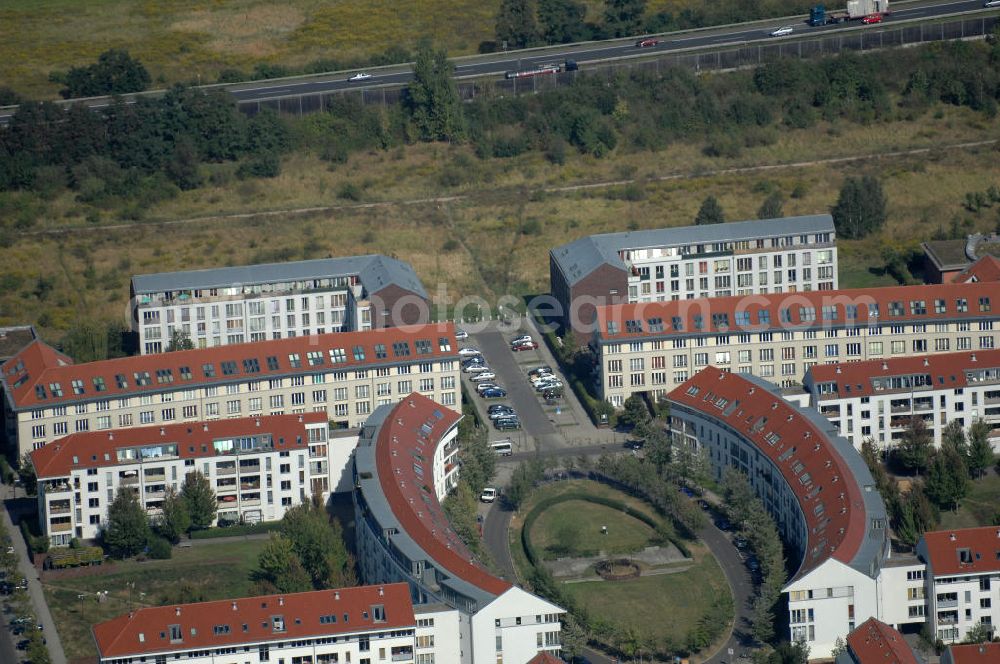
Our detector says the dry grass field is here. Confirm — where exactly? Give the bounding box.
[0,0,686,99]
[2,104,999,343]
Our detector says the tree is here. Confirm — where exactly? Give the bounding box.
[830,637,847,659]
[165,136,203,191]
[17,452,37,495]
[103,486,150,558]
[618,394,651,431]
[254,533,313,594]
[757,191,784,219]
[925,448,969,511]
[894,417,933,475]
[831,175,888,239]
[495,0,538,49]
[157,487,191,543]
[61,49,150,99]
[695,195,725,225]
[967,419,994,479]
[962,622,993,644]
[165,329,194,352]
[180,470,216,529]
[941,420,968,458]
[280,500,356,589]
[405,43,466,142]
[538,0,587,44]
[506,458,546,509]
[604,0,647,38]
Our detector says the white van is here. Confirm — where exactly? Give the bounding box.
[490,440,513,456]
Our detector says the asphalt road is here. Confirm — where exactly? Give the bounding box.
[0,0,992,124]
[474,330,556,438]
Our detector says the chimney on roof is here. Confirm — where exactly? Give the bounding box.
[835,366,841,374]
[278,597,284,606]
[160,427,165,436]
[409,400,415,407]
[232,601,237,611]
[923,358,929,367]
[378,586,384,597]
[950,533,957,541]
[298,415,303,423]
[972,353,978,362]
[203,423,209,432]
[175,607,181,616]
[256,419,261,427]
[881,362,888,370]
[335,591,340,600]
[108,432,113,440]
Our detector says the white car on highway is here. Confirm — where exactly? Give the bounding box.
[348,72,373,82]
[770,26,793,37]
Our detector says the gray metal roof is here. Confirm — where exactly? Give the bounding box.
[551,215,835,287]
[131,254,428,299]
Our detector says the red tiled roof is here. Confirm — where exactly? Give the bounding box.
[957,255,1000,284]
[945,643,1000,664]
[595,282,998,341]
[668,367,869,580]
[1,324,457,410]
[30,413,327,479]
[93,583,415,658]
[806,349,1000,399]
[375,393,511,596]
[846,618,919,664]
[922,526,1000,577]
[528,653,566,664]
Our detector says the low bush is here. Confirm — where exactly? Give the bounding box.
[188,521,281,540]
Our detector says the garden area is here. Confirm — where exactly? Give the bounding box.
[511,478,732,660]
[42,538,269,661]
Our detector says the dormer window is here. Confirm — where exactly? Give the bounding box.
[959,548,973,564]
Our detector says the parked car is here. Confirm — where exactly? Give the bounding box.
[861,13,882,23]
[348,72,373,82]
[679,486,696,498]
[527,366,552,378]
[541,387,563,400]
[480,487,497,503]
[535,380,563,392]
[625,439,645,450]
[746,557,761,573]
[16,639,30,651]
[635,37,660,47]
[462,358,485,370]
[715,518,732,531]
[986,0,1000,7]
[489,407,516,420]
[512,341,539,351]
[459,347,482,357]
[476,382,499,393]
[465,365,491,374]
[698,499,711,511]
[480,387,508,399]
[494,417,521,431]
[454,328,469,340]
[470,371,497,382]
[511,334,533,345]
[770,25,793,36]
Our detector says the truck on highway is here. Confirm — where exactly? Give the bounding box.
[809,0,889,25]
[504,60,577,80]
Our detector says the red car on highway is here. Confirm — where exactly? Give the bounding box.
[635,38,660,48]
[861,14,882,24]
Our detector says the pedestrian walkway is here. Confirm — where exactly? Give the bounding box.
[1,481,67,664]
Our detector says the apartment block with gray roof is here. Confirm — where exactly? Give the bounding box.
[548,215,838,337]
[131,255,429,354]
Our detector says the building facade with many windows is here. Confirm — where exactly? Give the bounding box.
[667,367,894,658]
[353,394,564,664]
[131,255,429,354]
[802,350,1000,451]
[549,215,837,337]
[594,282,1000,408]
[1,325,460,459]
[92,583,462,664]
[31,414,335,546]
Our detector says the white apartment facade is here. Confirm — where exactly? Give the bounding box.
[1,325,461,459]
[93,583,462,664]
[595,281,1000,407]
[353,394,564,664]
[549,215,838,337]
[803,350,1000,451]
[131,255,429,354]
[31,414,336,546]
[667,367,894,658]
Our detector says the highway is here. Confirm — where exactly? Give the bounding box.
[0,0,994,124]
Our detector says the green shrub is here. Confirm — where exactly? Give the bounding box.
[188,521,281,540]
[147,537,172,560]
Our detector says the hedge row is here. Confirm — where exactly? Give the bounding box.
[188,521,281,540]
[520,490,686,567]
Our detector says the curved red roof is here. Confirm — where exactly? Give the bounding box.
[668,367,872,579]
[374,393,511,596]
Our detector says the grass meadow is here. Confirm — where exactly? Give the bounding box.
[42,538,268,660]
[1,105,999,343]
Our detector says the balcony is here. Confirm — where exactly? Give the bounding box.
[937,616,958,625]
[50,521,72,533]
[937,599,959,609]
[240,482,261,491]
[48,503,71,515]
[119,475,139,486]
[143,473,166,483]
[44,481,71,494]
[216,465,237,476]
